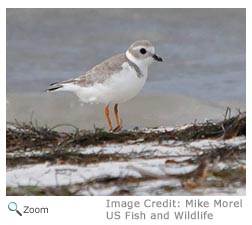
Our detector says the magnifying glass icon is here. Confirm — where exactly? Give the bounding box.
[8,202,22,216]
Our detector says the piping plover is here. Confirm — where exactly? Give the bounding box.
[47,40,163,131]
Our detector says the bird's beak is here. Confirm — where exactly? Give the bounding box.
[153,54,163,62]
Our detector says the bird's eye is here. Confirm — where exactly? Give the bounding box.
[140,48,146,54]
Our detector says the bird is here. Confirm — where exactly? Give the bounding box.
[47,40,163,132]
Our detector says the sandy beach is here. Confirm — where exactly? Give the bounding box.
[7,113,246,195]
[7,93,245,132]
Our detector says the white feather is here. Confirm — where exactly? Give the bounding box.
[72,62,148,104]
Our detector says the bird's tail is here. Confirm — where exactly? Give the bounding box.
[46,78,79,92]
[46,81,63,92]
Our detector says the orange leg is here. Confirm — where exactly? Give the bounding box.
[104,105,113,131]
[113,104,121,132]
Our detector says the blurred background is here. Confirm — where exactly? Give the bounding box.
[6,9,246,130]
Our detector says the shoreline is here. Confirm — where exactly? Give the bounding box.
[7,93,245,132]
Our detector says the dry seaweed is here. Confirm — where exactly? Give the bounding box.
[7,112,246,153]
[6,111,246,196]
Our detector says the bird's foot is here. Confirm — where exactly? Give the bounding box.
[112,125,122,132]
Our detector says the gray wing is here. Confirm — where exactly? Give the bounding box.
[47,53,126,91]
[76,53,126,87]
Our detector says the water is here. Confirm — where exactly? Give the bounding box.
[6,9,246,129]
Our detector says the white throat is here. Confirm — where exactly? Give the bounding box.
[126,50,149,76]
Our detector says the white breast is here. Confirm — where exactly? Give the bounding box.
[75,62,148,104]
